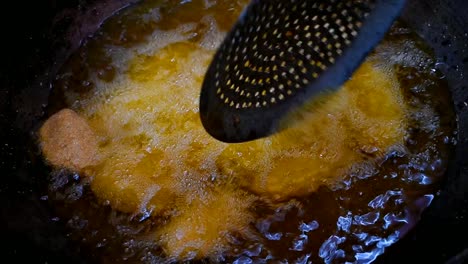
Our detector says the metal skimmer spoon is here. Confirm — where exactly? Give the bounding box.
[200,0,406,143]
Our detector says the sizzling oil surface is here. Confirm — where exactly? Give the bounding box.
[43,0,456,263]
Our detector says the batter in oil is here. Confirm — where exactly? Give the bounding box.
[39,0,456,263]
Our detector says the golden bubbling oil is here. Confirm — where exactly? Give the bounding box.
[43,0,456,263]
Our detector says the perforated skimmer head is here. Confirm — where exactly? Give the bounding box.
[200,0,406,143]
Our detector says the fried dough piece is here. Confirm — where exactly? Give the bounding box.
[155,188,256,259]
[218,62,407,200]
[82,44,224,215]
[39,109,100,172]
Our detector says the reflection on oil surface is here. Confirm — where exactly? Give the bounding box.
[40,0,456,263]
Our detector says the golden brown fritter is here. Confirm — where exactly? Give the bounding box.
[155,187,256,259]
[217,62,406,201]
[39,109,100,172]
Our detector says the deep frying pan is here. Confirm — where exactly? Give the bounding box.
[0,0,467,263]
